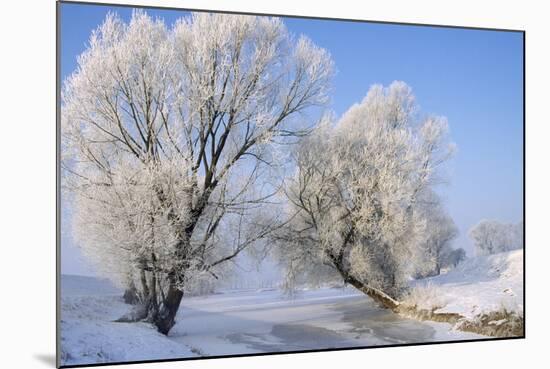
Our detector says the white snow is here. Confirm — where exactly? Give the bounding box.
[408,249,524,320]
[60,276,197,366]
[60,275,486,365]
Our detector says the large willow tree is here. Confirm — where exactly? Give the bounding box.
[276,82,455,309]
[61,11,333,334]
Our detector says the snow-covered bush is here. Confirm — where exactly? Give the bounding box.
[403,282,448,311]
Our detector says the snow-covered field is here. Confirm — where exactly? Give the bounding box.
[60,275,483,366]
[60,276,197,365]
[408,249,524,320]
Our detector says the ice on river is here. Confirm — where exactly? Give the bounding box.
[60,276,483,366]
[173,287,482,355]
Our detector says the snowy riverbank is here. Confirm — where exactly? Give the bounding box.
[404,249,524,336]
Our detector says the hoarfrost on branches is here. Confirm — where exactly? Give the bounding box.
[275,82,455,307]
[62,10,333,333]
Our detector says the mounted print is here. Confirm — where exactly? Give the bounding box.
[57,1,525,367]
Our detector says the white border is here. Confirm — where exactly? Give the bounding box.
[1,1,547,368]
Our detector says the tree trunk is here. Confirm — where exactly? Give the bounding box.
[153,285,184,335]
[343,274,400,310]
[145,271,159,321]
[140,267,150,300]
[327,250,400,311]
[116,279,159,323]
[123,282,140,305]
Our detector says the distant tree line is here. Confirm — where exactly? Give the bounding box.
[469,220,523,256]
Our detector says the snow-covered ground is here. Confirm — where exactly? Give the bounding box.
[60,276,197,366]
[60,275,482,366]
[408,249,524,320]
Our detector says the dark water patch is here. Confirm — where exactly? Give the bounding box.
[225,324,355,352]
[225,332,295,352]
[271,324,350,348]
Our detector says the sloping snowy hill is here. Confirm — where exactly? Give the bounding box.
[409,249,523,320]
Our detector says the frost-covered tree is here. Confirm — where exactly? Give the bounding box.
[275,82,454,308]
[62,11,333,334]
[412,194,458,278]
[469,220,523,256]
[440,247,466,269]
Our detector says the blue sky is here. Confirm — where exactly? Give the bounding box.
[59,2,524,275]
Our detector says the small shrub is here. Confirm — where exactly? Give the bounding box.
[403,282,448,311]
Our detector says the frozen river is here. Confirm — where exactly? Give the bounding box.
[60,276,484,365]
[171,288,483,356]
